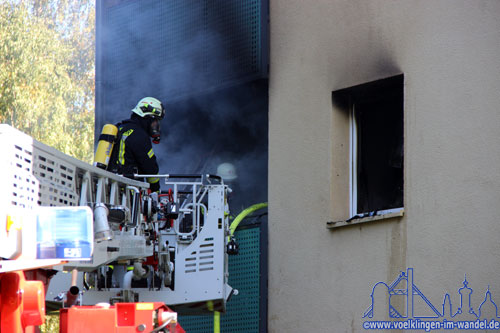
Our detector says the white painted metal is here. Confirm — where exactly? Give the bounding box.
[0,124,232,311]
[81,177,232,312]
[0,124,149,270]
[349,104,358,217]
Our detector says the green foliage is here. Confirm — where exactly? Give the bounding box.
[40,313,60,332]
[0,0,95,162]
[0,2,93,330]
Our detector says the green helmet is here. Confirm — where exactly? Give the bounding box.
[131,97,165,119]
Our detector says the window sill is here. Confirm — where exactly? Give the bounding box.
[326,208,404,229]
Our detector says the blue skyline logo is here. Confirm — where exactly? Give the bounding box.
[364,268,499,320]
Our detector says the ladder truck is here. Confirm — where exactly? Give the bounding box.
[0,124,234,332]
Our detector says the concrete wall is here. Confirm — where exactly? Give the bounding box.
[268,1,500,331]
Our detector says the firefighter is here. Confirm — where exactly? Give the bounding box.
[108,97,165,193]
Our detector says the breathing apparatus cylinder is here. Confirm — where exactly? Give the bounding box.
[94,124,118,169]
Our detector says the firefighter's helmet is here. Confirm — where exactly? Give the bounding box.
[217,162,237,181]
[132,97,165,119]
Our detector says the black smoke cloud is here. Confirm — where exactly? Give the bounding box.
[96,0,268,212]
[159,80,268,212]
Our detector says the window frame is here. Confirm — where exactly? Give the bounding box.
[349,103,358,218]
[348,75,405,220]
[349,103,405,219]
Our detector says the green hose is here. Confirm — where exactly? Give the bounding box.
[229,202,268,239]
[213,202,267,332]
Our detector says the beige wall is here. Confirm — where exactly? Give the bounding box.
[268,0,500,331]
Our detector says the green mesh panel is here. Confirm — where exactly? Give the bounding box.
[100,0,265,106]
[179,227,261,332]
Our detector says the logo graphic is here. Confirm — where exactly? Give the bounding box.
[363,268,500,331]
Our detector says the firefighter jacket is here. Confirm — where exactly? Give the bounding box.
[109,116,160,192]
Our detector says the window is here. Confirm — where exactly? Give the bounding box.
[333,74,404,221]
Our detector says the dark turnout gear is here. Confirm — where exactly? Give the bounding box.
[108,114,161,192]
[107,97,165,192]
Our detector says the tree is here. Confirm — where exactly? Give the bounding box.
[0,1,95,162]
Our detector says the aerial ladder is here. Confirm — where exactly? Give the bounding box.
[0,124,234,332]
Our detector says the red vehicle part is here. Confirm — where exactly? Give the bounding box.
[0,271,45,333]
[144,251,159,271]
[159,192,175,228]
[59,302,185,333]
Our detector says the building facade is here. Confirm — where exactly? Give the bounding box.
[268,1,500,331]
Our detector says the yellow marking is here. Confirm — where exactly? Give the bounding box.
[136,303,154,310]
[6,215,21,231]
[118,129,134,165]
[147,177,160,184]
[6,215,13,231]
[147,148,154,158]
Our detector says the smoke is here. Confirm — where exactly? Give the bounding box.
[159,80,268,211]
[97,0,268,211]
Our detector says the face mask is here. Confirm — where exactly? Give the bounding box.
[149,118,161,144]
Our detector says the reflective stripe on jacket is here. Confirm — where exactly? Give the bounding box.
[111,118,160,192]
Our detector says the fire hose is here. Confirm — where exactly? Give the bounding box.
[228,202,268,240]
[212,202,268,333]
